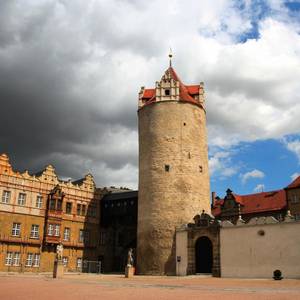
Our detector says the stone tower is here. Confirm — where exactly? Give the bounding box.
[137,62,211,275]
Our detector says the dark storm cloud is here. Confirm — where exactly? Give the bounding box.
[1,0,299,187]
[0,0,140,186]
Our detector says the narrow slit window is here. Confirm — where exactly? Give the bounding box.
[199,166,203,173]
[165,165,170,172]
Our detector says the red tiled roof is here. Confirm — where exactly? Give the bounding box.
[212,189,287,217]
[286,176,300,189]
[142,89,155,99]
[141,67,203,108]
[186,85,200,95]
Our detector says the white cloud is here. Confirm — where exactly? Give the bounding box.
[284,139,300,163]
[1,1,300,188]
[291,172,300,182]
[241,169,265,184]
[253,184,265,193]
[209,150,238,178]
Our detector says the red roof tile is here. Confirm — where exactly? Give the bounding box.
[142,89,155,99]
[286,176,300,189]
[186,85,200,95]
[212,189,287,217]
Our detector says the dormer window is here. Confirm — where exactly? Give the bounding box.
[165,89,170,96]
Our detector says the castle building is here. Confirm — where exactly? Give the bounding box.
[0,153,104,273]
[212,188,288,223]
[285,176,300,219]
[137,63,211,275]
[1,60,300,278]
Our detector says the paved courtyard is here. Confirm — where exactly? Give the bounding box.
[0,273,300,300]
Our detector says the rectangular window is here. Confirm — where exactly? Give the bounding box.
[5,252,13,266]
[18,193,26,205]
[63,227,70,241]
[49,199,56,210]
[36,195,43,208]
[48,224,54,236]
[62,257,68,267]
[99,232,106,246]
[88,205,97,217]
[77,204,81,215]
[2,190,11,203]
[81,205,86,216]
[291,195,300,204]
[54,224,60,237]
[84,231,89,244]
[66,202,72,214]
[33,254,40,267]
[30,224,39,238]
[79,229,84,243]
[12,223,21,236]
[13,252,20,266]
[57,200,62,211]
[26,253,33,267]
[77,258,82,269]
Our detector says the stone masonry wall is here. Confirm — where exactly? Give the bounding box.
[137,101,210,275]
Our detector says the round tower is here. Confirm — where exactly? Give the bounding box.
[137,63,211,275]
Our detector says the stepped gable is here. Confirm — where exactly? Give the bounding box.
[140,66,203,107]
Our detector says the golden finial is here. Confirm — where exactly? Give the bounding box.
[168,48,173,67]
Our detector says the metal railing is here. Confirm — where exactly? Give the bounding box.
[77,260,101,274]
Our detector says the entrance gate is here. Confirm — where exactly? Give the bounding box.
[195,236,213,273]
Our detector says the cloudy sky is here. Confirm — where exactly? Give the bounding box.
[0,0,300,197]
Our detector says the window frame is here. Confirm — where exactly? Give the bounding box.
[66,202,72,214]
[12,223,21,237]
[5,252,13,266]
[30,224,39,239]
[54,224,60,237]
[47,224,54,236]
[2,190,11,204]
[33,254,40,267]
[63,227,70,241]
[26,253,33,267]
[77,204,81,215]
[36,195,43,208]
[13,252,20,266]
[18,193,26,206]
[76,257,82,269]
[81,204,86,216]
[62,256,68,267]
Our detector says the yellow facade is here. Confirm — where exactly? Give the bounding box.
[0,153,104,273]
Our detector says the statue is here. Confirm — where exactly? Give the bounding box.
[56,243,63,261]
[127,248,134,267]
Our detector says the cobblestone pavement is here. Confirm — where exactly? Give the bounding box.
[0,273,300,300]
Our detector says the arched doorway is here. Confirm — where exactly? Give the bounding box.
[195,236,213,273]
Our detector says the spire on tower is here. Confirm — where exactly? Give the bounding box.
[168,48,173,67]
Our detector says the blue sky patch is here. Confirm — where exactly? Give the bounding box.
[210,136,300,198]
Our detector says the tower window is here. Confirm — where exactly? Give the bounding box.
[199,166,203,173]
[183,122,186,126]
[165,89,170,96]
[165,165,170,172]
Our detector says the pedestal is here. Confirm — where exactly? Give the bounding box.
[53,260,64,278]
[125,266,135,278]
